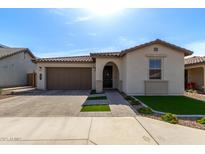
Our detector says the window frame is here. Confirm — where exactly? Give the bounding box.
[148,58,162,80]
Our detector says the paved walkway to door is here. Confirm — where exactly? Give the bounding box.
[105,91,137,117]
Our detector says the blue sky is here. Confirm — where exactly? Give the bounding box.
[0,8,205,57]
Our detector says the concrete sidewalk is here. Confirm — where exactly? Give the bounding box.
[105,91,137,117]
[0,116,205,145]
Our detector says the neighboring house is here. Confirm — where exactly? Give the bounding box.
[0,45,36,88]
[34,39,192,95]
[185,56,205,92]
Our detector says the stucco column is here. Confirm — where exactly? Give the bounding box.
[96,80,103,93]
[95,62,103,93]
[36,65,46,90]
[118,80,123,92]
[92,67,96,90]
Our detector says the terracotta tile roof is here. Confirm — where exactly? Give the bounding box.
[0,48,35,60]
[120,39,193,56]
[185,56,205,65]
[90,52,121,57]
[35,55,94,63]
[90,39,193,57]
[34,39,193,63]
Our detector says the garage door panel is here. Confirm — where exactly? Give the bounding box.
[46,67,92,90]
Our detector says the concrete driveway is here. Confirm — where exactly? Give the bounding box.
[0,90,89,117]
[0,116,205,145]
[0,90,205,144]
[0,90,137,117]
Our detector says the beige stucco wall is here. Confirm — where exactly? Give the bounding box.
[186,65,205,91]
[123,44,185,95]
[36,62,95,90]
[0,52,36,87]
[36,44,186,95]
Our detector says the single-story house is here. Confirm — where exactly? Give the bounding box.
[34,39,193,95]
[185,56,205,92]
[0,45,36,88]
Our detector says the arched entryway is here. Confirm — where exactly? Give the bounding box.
[103,62,119,89]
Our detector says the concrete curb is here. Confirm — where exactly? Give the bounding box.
[0,96,20,103]
[131,96,205,118]
[185,93,205,102]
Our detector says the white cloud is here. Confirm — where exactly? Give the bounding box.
[48,8,69,17]
[118,36,136,47]
[186,41,205,56]
[116,36,148,49]
[66,43,75,47]
[37,51,71,58]
[49,9,95,24]
[65,15,94,24]
[88,32,97,36]
[75,16,93,22]
[93,46,117,52]
[36,48,95,58]
[37,46,117,58]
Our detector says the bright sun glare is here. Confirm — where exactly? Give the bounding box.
[87,6,123,16]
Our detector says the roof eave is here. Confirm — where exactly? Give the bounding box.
[33,58,94,63]
[26,48,36,59]
[120,39,194,57]
[185,62,205,66]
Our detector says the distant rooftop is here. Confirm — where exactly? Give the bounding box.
[0,47,35,60]
[0,44,9,48]
[185,56,205,65]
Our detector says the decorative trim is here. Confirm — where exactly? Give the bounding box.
[146,54,167,57]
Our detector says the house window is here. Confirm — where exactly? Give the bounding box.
[39,73,42,80]
[149,58,162,80]
[154,47,158,52]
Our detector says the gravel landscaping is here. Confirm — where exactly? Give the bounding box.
[185,91,205,102]
[132,104,205,130]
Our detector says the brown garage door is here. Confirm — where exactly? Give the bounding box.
[46,67,92,90]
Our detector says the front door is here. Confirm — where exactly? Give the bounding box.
[103,66,113,88]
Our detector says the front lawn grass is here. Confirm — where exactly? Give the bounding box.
[81,105,110,112]
[135,96,205,115]
[87,96,107,100]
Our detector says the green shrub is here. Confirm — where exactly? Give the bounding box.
[138,107,153,114]
[0,88,2,95]
[125,96,140,105]
[90,90,97,94]
[161,113,178,124]
[196,116,205,125]
[125,96,133,101]
[186,89,197,93]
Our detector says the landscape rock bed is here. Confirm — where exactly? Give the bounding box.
[143,114,205,130]
[185,92,205,102]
